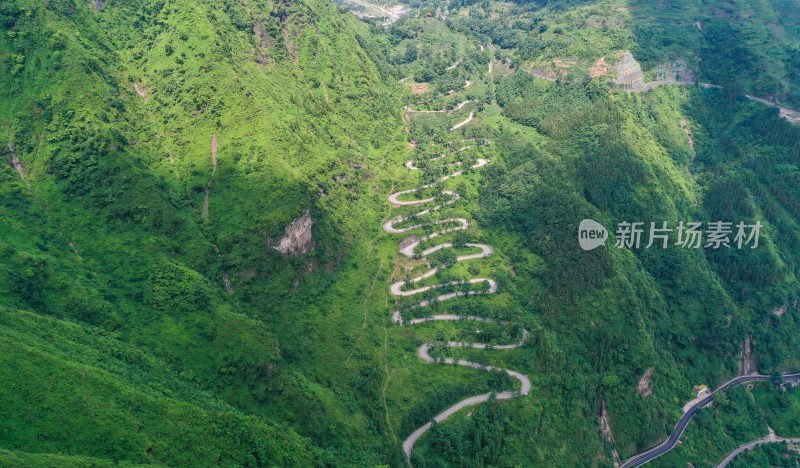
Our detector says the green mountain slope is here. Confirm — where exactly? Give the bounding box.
[0,307,313,466]
[2,0,800,466]
[1,0,407,464]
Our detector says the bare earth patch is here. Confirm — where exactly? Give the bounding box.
[134,82,148,102]
[598,397,623,466]
[637,367,654,397]
[553,58,577,68]
[589,57,609,77]
[408,82,429,94]
[529,65,557,81]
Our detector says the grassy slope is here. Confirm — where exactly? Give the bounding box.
[0,0,409,464]
[0,307,313,466]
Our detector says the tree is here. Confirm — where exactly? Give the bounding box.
[405,42,418,63]
[453,230,470,247]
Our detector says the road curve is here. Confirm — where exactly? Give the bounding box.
[385,114,529,463]
[621,373,800,467]
[621,81,799,124]
[716,432,800,468]
[450,111,474,131]
[404,100,472,114]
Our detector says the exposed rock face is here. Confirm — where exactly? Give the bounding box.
[134,82,148,102]
[222,272,233,293]
[273,210,315,256]
[739,332,758,375]
[773,304,788,317]
[5,143,30,189]
[611,51,644,91]
[654,59,694,82]
[597,396,622,467]
[6,143,24,178]
[680,119,697,171]
[637,367,654,397]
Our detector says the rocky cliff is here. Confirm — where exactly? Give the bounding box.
[273,211,315,256]
[611,51,645,91]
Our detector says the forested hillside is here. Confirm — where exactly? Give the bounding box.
[2,0,800,466]
[1,0,408,464]
[382,0,800,465]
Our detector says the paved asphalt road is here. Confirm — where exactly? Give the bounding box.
[716,433,800,467]
[621,373,800,467]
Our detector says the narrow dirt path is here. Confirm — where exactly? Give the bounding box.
[345,257,384,366]
[201,134,217,219]
[382,284,397,444]
[345,126,405,366]
[321,80,330,104]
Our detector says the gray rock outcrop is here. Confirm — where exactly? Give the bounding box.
[611,51,644,91]
[637,367,654,397]
[273,210,315,256]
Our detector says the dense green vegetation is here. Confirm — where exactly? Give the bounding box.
[1,0,408,464]
[727,442,800,468]
[2,0,800,465]
[382,0,800,464]
[0,307,313,466]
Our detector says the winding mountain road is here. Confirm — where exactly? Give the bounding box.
[630,80,720,93]
[745,95,800,123]
[716,429,800,468]
[621,373,800,467]
[404,100,472,114]
[450,111,474,130]
[339,0,402,21]
[385,108,529,462]
[624,81,799,123]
